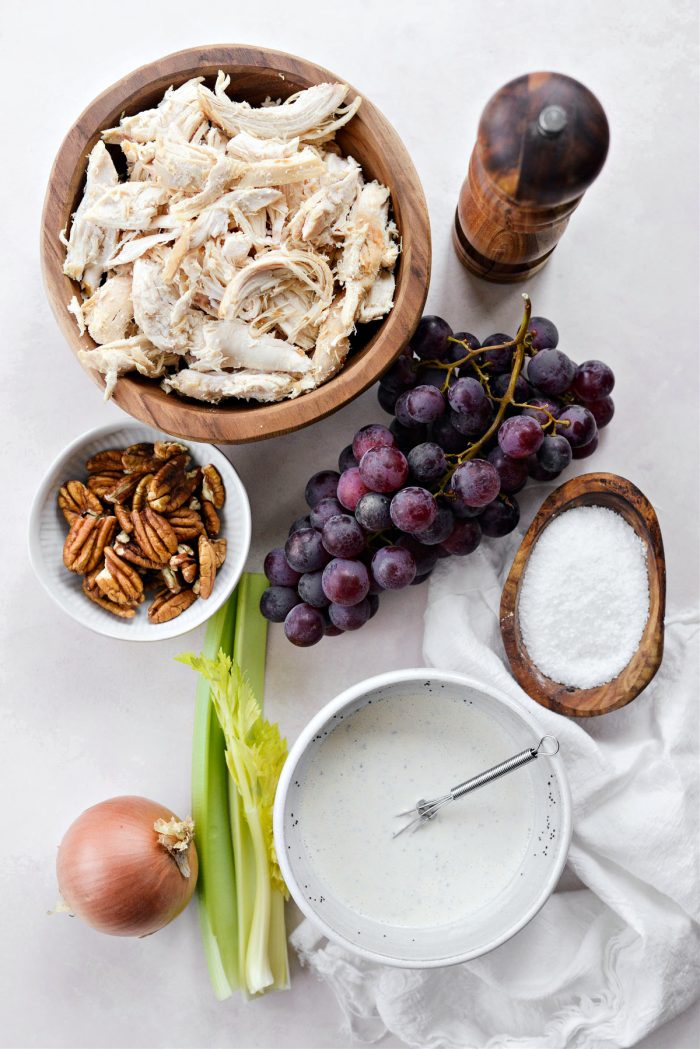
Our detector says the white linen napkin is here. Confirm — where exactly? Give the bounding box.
[291,500,700,1048]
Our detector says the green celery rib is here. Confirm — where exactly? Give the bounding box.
[191,596,240,998]
[232,572,289,994]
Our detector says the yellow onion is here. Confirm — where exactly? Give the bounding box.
[56,795,198,937]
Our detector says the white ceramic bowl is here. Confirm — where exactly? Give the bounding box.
[274,668,572,968]
[28,422,251,641]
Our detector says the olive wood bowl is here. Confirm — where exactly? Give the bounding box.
[500,473,666,717]
[41,44,431,444]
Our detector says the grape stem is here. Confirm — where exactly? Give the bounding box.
[436,294,533,493]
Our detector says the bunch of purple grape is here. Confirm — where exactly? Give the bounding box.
[261,296,615,646]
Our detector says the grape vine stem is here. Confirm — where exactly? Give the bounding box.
[437,293,533,493]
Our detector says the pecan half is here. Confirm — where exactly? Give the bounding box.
[194,535,217,599]
[122,442,158,476]
[170,544,197,584]
[87,471,123,498]
[96,548,144,606]
[86,449,123,474]
[160,566,182,594]
[155,440,188,461]
[147,455,192,513]
[132,508,178,565]
[82,573,137,618]
[57,481,103,524]
[114,502,133,534]
[63,514,116,573]
[166,507,205,541]
[113,539,162,571]
[148,587,197,623]
[132,473,154,512]
[211,538,227,569]
[201,464,226,509]
[201,500,221,537]
[104,473,140,505]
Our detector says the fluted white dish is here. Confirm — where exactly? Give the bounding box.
[28,422,251,641]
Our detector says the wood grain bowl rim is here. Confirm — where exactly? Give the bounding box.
[500,472,666,718]
[40,43,431,444]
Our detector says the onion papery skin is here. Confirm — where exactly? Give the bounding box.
[56,796,198,937]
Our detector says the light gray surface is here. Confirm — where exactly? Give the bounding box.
[1,1,698,1047]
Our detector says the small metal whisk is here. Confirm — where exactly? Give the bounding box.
[392,735,560,838]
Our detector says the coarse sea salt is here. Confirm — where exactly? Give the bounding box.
[518,505,650,688]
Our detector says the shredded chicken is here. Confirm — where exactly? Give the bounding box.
[63,73,399,403]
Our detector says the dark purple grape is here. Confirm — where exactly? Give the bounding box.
[403,385,447,424]
[430,414,472,453]
[395,390,424,428]
[491,372,533,402]
[440,518,481,556]
[371,546,417,589]
[329,599,371,631]
[414,504,455,545]
[338,444,359,472]
[521,397,561,427]
[367,593,380,619]
[297,571,330,608]
[390,487,438,533]
[284,603,325,647]
[481,333,514,373]
[288,515,312,536]
[487,447,529,494]
[450,402,493,437]
[450,492,485,518]
[337,467,370,511]
[527,455,560,481]
[448,376,487,414]
[396,535,439,576]
[556,405,598,447]
[447,332,480,364]
[537,434,572,473]
[380,354,418,394]
[573,360,615,402]
[480,496,520,537]
[260,586,301,623]
[377,383,399,414]
[528,316,559,350]
[410,316,453,360]
[309,497,345,531]
[572,433,600,459]
[285,528,329,573]
[304,470,340,508]
[359,446,409,493]
[498,415,544,459]
[527,349,576,396]
[407,442,447,484]
[352,424,395,461]
[321,514,366,558]
[264,547,301,587]
[451,460,500,507]
[322,558,369,606]
[389,418,428,452]
[321,608,343,637]
[587,395,615,428]
[355,492,392,532]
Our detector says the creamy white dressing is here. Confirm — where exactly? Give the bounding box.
[297,693,534,927]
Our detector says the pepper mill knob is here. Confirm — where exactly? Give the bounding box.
[454,72,610,283]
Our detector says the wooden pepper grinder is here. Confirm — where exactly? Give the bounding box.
[454,72,609,282]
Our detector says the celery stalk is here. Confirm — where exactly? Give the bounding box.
[191,597,240,998]
[183,572,289,999]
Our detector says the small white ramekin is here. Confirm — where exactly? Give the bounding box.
[274,668,572,968]
[28,421,251,641]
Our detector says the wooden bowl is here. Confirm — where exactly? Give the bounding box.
[500,473,666,717]
[41,44,431,444]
